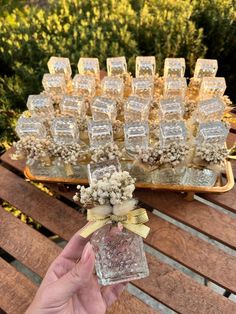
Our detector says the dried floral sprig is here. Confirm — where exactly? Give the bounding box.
[13,136,53,164]
[90,143,122,163]
[138,142,189,167]
[138,145,162,167]
[73,171,135,206]
[113,120,123,138]
[195,143,228,165]
[49,143,86,165]
[160,143,189,166]
[222,95,232,107]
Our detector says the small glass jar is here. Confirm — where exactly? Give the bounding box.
[90,223,149,285]
[164,58,185,77]
[194,59,218,78]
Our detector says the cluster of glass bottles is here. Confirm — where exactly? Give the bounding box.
[15,55,229,185]
[14,55,230,286]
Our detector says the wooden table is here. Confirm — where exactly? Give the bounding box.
[0,128,236,313]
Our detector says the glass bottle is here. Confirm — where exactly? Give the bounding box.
[199,77,226,100]
[106,56,127,77]
[26,94,54,119]
[159,97,184,121]
[42,73,67,97]
[47,56,72,81]
[72,75,96,98]
[78,57,100,79]
[132,78,154,99]
[59,95,86,117]
[163,77,187,98]
[87,119,113,148]
[156,121,188,184]
[51,117,79,177]
[16,115,47,139]
[87,159,121,184]
[90,223,149,286]
[183,168,217,187]
[16,115,54,176]
[195,121,229,145]
[194,59,218,78]
[135,56,156,78]
[164,58,185,77]
[91,96,117,122]
[195,97,225,123]
[124,96,151,122]
[124,121,149,154]
[101,76,124,99]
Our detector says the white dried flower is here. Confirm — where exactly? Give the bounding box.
[90,143,122,163]
[196,143,228,165]
[73,171,136,206]
[13,136,54,165]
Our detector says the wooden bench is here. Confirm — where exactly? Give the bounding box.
[0,123,236,313]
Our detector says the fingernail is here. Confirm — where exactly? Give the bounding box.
[81,242,92,264]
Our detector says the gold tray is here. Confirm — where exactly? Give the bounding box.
[24,160,234,198]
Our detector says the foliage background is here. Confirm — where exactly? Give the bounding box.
[0,0,235,152]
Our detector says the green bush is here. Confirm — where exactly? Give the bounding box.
[191,0,236,99]
[0,0,235,149]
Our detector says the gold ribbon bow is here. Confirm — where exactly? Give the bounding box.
[79,208,150,238]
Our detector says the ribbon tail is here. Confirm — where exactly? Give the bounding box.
[79,219,109,238]
[123,223,150,238]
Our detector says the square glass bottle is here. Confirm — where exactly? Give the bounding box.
[91,96,117,122]
[132,78,154,99]
[196,121,229,144]
[42,73,67,96]
[135,56,156,78]
[87,158,121,184]
[51,116,79,145]
[26,95,54,119]
[72,75,96,98]
[78,57,100,79]
[159,121,187,146]
[196,97,225,122]
[124,121,149,153]
[16,115,47,139]
[88,120,113,148]
[199,77,226,100]
[47,57,72,81]
[194,59,218,78]
[107,56,127,77]
[164,58,185,77]
[59,95,86,117]
[159,97,184,121]
[101,76,124,99]
[163,77,187,98]
[124,96,150,122]
[90,223,149,285]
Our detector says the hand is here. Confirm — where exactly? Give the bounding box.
[26,231,126,314]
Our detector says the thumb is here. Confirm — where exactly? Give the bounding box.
[53,242,95,300]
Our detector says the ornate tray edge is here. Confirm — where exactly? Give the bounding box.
[24,160,234,194]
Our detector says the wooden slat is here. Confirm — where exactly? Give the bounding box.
[200,185,236,214]
[110,291,159,314]
[0,207,156,314]
[227,131,236,148]
[133,254,236,314]
[135,190,236,249]
[2,206,235,314]
[0,147,26,173]
[1,166,236,294]
[0,258,154,314]
[0,258,37,314]
[0,206,61,277]
[0,166,86,240]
